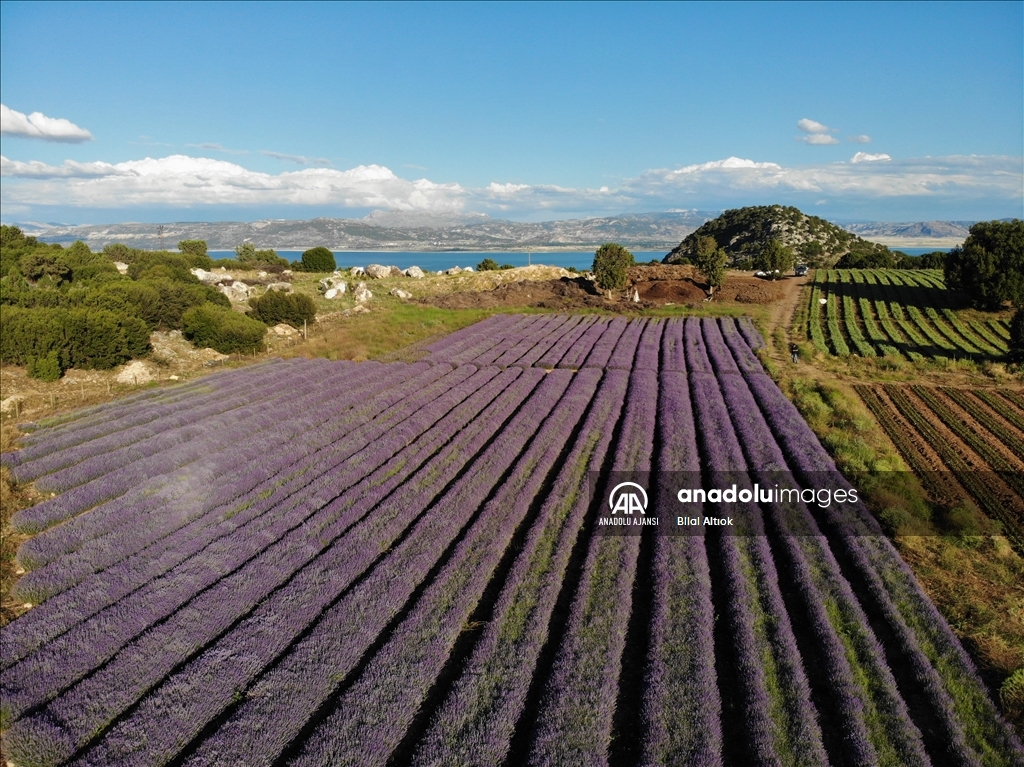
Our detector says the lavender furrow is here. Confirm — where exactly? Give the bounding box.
[535,314,598,368]
[684,316,714,372]
[0,366,506,710]
[7,359,298,462]
[738,316,766,348]
[275,371,596,767]
[641,370,721,767]
[421,314,514,358]
[556,317,610,368]
[700,320,741,375]
[6,368,544,761]
[408,369,630,767]
[526,368,658,766]
[580,316,629,369]
[492,314,571,367]
[11,362,395,555]
[604,318,646,370]
[511,314,584,368]
[2,364,477,650]
[718,317,767,374]
[61,370,550,767]
[446,315,542,366]
[470,315,552,367]
[660,318,686,372]
[633,318,664,371]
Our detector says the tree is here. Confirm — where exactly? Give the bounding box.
[592,243,634,290]
[301,247,336,272]
[945,220,1024,311]
[691,235,727,295]
[755,239,795,279]
[1010,308,1024,359]
[248,289,316,328]
[477,258,499,271]
[235,242,259,264]
[178,240,208,258]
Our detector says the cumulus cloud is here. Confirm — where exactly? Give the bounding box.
[797,134,840,145]
[851,152,891,163]
[261,150,332,167]
[1,154,466,211]
[848,135,872,144]
[797,118,832,134]
[1,104,93,143]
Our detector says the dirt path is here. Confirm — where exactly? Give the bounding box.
[762,274,809,357]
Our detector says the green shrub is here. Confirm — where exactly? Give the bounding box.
[247,289,316,328]
[477,258,500,271]
[182,303,267,354]
[178,240,209,259]
[139,277,229,329]
[301,247,336,272]
[26,351,64,381]
[592,243,634,290]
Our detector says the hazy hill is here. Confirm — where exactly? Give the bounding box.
[664,205,891,267]
[14,211,717,251]
[842,220,973,239]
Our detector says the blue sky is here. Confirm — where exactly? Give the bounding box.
[1,1,1021,224]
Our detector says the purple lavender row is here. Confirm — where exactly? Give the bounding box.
[270,370,598,767]
[556,317,611,369]
[717,317,767,374]
[683,316,714,373]
[640,370,722,767]
[420,313,516,357]
[4,366,535,762]
[511,314,586,368]
[700,320,741,375]
[492,314,581,368]
[442,315,540,366]
[534,314,599,369]
[475,315,562,367]
[707,357,929,765]
[11,360,384,553]
[0,363,460,668]
[660,317,686,372]
[58,368,549,767]
[7,358,297,461]
[0,364,496,699]
[16,358,342,488]
[526,368,658,766]
[737,316,766,349]
[8,362,469,626]
[603,318,646,370]
[409,370,630,767]
[580,316,629,369]
[719,322,1020,763]
[633,318,664,371]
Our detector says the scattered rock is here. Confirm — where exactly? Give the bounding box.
[350,266,365,276]
[266,281,292,292]
[388,266,404,277]
[404,266,426,279]
[364,264,391,279]
[445,266,464,275]
[257,271,268,278]
[218,281,251,302]
[390,288,413,299]
[115,360,155,385]
[354,283,372,303]
[346,304,371,315]
[114,261,129,275]
[324,287,344,299]
[271,323,298,337]
[1,395,25,414]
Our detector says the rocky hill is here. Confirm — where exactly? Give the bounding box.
[664,205,891,268]
[14,211,717,251]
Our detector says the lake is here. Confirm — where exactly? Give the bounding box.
[208,250,672,272]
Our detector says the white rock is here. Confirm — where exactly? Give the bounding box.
[218,281,250,301]
[404,266,426,279]
[272,323,298,337]
[390,288,413,299]
[388,266,403,277]
[445,266,463,275]
[324,288,340,299]
[347,304,371,314]
[350,266,365,275]
[365,264,391,280]
[114,261,129,275]
[115,360,155,385]
[354,282,372,303]
[257,271,268,278]
[463,266,474,272]
[266,281,292,292]
[0,395,25,414]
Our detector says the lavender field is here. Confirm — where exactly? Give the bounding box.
[1,314,1020,767]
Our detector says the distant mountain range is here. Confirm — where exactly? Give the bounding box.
[8,211,989,251]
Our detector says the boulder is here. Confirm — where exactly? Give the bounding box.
[271,323,298,337]
[353,282,372,303]
[350,266,365,275]
[218,281,250,302]
[190,267,222,284]
[445,266,463,275]
[324,287,343,299]
[388,266,403,277]
[115,360,155,385]
[365,264,391,279]
[266,281,292,292]
[404,266,426,279]
[390,288,413,299]
[114,262,129,275]
[347,304,371,315]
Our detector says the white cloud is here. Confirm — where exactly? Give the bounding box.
[187,142,248,155]
[1,104,93,143]
[1,154,466,211]
[851,152,891,163]
[848,135,872,144]
[261,150,332,167]
[797,118,831,134]
[797,134,841,145]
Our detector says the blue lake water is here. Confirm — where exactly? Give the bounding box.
[208,250,672,273]
[891,246,953,256]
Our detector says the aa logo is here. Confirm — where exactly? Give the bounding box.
[608,482,647,515]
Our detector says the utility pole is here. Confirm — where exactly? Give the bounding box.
[157,225,165,250]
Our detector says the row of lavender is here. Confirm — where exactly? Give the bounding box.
[2,316,1019,766]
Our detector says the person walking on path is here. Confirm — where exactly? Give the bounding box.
[789,342,799,363]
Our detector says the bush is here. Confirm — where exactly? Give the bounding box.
[1010,308,1024,359]
[301,247,336,272]
[247,289,316,328]
[477,258,499,271]
[178,240,208,259]
[592,243,634,290]
[139,277,229,330]
[182,303,267,354]
[26,351,64,381]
